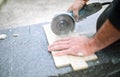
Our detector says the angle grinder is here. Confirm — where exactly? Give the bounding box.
[51,2,111,35]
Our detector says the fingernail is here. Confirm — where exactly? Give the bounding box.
[48,47,52,51]
[77,53,84,56]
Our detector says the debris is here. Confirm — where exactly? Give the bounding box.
[0,34,7,40]
[97,61,99,64]
[13,34,19,37]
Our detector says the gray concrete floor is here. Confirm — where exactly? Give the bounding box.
[0,0,112,29]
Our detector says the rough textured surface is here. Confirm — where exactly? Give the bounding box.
[0,23,120,77]
[0,23,72,77]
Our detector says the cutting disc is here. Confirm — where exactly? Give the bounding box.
[51,14,75,35]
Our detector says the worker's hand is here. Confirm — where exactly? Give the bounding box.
[68,0,88,21]
[48,36,95,56]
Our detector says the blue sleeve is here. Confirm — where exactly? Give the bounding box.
[108,0,120,30]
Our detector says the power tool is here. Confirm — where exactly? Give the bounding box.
[51,2,111,35]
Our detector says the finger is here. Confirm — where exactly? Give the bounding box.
[73,9,79,21]
[48,38,70,51]
[48,39,70,48]
[54,49,82,56]
[48,44,69,51]
[56,37,71,42]
[52,41,69,46]
[53,50,70,56]
[67,5,73,12]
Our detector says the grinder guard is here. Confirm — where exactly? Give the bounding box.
[51,13,75,35]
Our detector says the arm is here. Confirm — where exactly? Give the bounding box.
[48,19,120,56]
[90,0,120,53]
[89,19,120,54]
[48,0,120,56]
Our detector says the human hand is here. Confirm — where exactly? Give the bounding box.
[48,36,95,56]
[68,0,87,21]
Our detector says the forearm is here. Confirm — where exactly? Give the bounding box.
[89,19,120,53]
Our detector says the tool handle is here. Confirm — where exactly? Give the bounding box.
[69,2,111,20]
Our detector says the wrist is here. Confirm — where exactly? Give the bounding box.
[87,37,101,54]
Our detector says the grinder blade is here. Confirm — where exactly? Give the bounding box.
[51,14,75,35]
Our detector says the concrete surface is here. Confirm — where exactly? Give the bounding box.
[0,0,120,77]
[0,23,119,77]
[0,0,112,29]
